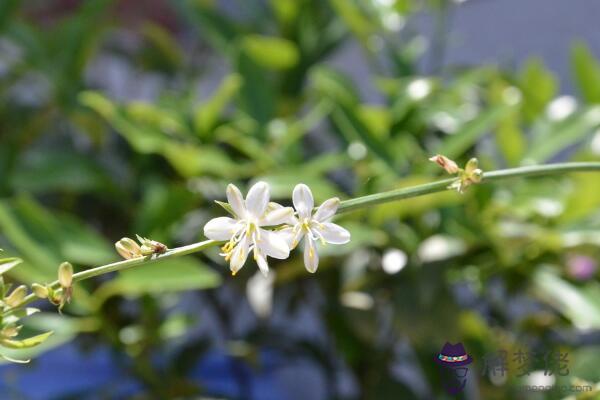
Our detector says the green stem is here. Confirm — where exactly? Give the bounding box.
[337,162,600,213]
[9,240,219,313]
[8,161,600,312]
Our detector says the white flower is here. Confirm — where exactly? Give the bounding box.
[204,182,293,276]
[281,184,351,273]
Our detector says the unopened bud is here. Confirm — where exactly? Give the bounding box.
[58,262,73,288]
[115,237,142,259]
[136,234,167,256]
[46,287,61,306]
[1,325,21,338]
[5,285,27,307]
[429,154,460,174]
[447,157,484,193]
[31,283,49,299]
[465,158,479,174]
[470,169,483,183]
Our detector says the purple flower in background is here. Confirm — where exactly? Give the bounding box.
[566,255,597,281]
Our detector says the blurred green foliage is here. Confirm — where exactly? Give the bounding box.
[1,0,600,398]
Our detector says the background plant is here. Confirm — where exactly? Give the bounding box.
[1,0,600,399]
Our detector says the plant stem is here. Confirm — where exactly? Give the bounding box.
[337,162,600,213]
[8,161,600,312]
[9,240,220,312]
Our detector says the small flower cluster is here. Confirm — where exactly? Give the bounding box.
[115,235,168,259]
[204,182,351,276]
[32,261,74,312]
[429,155,483,193]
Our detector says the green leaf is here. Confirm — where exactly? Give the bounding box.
[435,105,511,160]
[10,150,116,195]
[519,58,557,121]
[270,0,300,25]
[161,142,242,178]
[311,67,360,106]
[0,257,22,275]
[235,51,275,130]
[241,35,299,70]
[82,92,244,178]
[194,74,243,136]
[534,268,600,329]
[140,22,184,73]
[495,111,525,166]
[176,0,239,55]
[0,200,60,275]
[571,41,600,104]
[560,173,600,223]
[0,314,80,365]
[134,182,196,237]
[96,257,221,299]
[525,106,600,163]
[0,196,115,281]
[0,331,54,349]
[328,0,374,41]
[330,105,397,171]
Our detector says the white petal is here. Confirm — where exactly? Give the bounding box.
[230,237,250,275]
[261,206,295,226]
[254,249,270,277]
[204,217,239,241]
[293,184,314,219]
[227,184,246,218]
[303,238,319,273]
[246,181,270,217]
[316,222,351,244]
[313,197,340,222]
[257,229,290,259]
[277,226,304,249]
[267,202,299,224]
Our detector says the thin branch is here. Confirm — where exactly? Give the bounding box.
[7,161,600,312]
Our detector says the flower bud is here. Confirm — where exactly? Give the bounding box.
[1,325,21,338]
[5,285,27,307]
[465,158,479,174]
[46,287,61,306]
[136,235,167,256]
[58,262,73,289]
[470,169,483,183]
[115,237,142,259]
[464,158,483,183]
[429,154,460,174]
[31,283,49,299]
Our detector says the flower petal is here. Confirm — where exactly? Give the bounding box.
[230,237,250,275]
[303,238,319,273]
[204,217,239,241]
[254,249,270,277]
[277,226,304,249]
[261,205,295,226]
[316,222,350,244]
[292,184,314,219]
[313,197,340,222]
[257,229,290,259]
[227,184,246,218]
[246,181,270,217]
